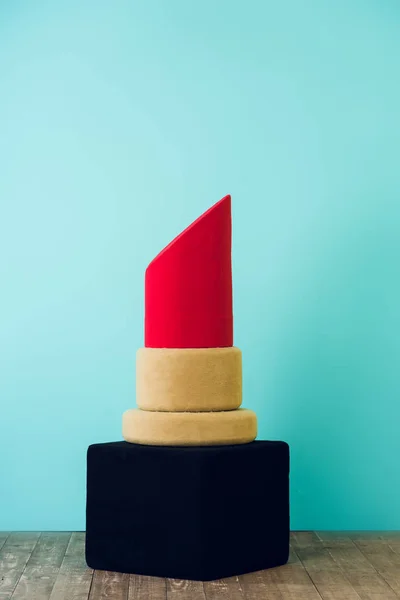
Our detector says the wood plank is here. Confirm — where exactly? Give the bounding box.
[239,567,283,600]
[49,533,94,600]
[235,542,304,600]
[288,544,303,565]
[0,533,41,600]
[88,570,129,600]
[2,534,41,549]
[350,533,387,545]
[0,534,10,551]
[128,575,166,600]
[267,555,323,599]
[351,533,400,567]
[11,532,71,600]
[316,532,398,600]
[302,569,362,600]
[331,572,399,600]
[21,533,71,568]
[351,535,400,598]
[292,532,362,600]
[291,532,321,550]
[382,533,400,556]
[63,532,87,562]
[166,579,206,600]
[10,564,60,600]
[316,531,382,571]
[203,576,244,600]
[239,544,322,600]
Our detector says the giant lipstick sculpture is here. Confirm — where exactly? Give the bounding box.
[123,195,257,446]
[86,195,290,580]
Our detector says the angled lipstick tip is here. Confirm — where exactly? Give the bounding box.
[144,195,233,348]
[145,194,231,272]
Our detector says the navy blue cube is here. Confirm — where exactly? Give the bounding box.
[85,441,289,581]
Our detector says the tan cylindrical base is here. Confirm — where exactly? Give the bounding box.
[136,347,242,412]
[122,408,257,446]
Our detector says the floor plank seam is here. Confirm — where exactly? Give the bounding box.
[0,533,10,553]
[289,545,324,600]
[86,570,95,600]
[9,532,42,600]
[316,532,399,600]
[309,533,364,599]
[352,539,400,599]
[388,542,400,557]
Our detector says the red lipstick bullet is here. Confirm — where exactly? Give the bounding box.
[144,195,233,348]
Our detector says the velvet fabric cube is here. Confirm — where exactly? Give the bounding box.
[86,440,290,581]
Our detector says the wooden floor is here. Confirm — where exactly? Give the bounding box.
[1,532,400,599]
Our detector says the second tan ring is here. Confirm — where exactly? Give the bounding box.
[136,346,242,412]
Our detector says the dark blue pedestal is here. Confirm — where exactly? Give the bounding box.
[86,441,290,581]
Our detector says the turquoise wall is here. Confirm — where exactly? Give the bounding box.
[1,0,399,531]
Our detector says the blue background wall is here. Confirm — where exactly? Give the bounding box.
[1,0,399,531]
